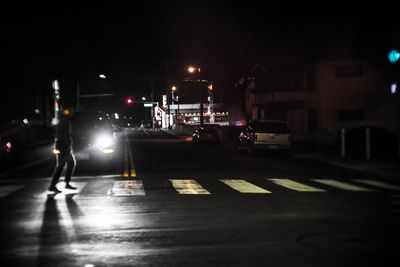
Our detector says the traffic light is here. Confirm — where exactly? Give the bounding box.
[388,49,399,94]
[388,49,400,64]
[126,97,134,105]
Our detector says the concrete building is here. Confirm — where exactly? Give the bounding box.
[241,61,400,146]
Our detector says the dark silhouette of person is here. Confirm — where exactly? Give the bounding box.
[48,108,77,193]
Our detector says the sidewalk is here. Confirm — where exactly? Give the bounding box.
[163,128,400,181]
[293,151,400,181]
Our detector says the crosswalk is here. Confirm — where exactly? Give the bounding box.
[1,178,400,198]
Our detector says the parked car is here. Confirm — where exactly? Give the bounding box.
[239,120,291,156]
[192,126,220,144]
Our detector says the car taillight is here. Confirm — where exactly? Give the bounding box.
[249,133,255,141]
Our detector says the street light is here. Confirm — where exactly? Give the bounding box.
[187,65,203,126]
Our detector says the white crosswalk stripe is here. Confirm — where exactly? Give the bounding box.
[268,178,325,192]
[108,180,146,196]
[312,179,375,192]
[170,179,211,195]
[354,179,400,191]
[0,185,24,198]
[6,178,400,199]
[220,179,271,193]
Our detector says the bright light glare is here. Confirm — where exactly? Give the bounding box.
[114,113,119,119]
[188,66,200,73]
[101,148,114,154]
[93,134,113,148]
[6,141,12,153]
[388,50,400,64]
[52,80,59,90]
[391,82,397,94]
[99,74,107,79]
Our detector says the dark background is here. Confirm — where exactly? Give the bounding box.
[1,1,399,122]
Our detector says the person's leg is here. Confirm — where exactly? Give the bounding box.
[64,153,76,188]
[49,155,66,191]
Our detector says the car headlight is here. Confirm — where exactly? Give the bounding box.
[93,133,114,149]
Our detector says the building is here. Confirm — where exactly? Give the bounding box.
[241,61,400,146]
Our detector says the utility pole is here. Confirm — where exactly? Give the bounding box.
[199,71,204,126]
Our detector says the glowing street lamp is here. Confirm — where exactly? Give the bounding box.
[187,65,204,126]
[188,66,200,73]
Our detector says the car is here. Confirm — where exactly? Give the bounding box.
[239,120,291,156]
[140,120,152,129]
[71,111,118,162]
[192,125,220,144]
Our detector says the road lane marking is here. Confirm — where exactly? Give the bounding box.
[0,185,25,197]
[122,129,137,178]
[312,179,375,192]
[108,180,145,196]
[354,179,400,191]
[170,179,211,195]
[220,179,271,193]
[268,179,325,192]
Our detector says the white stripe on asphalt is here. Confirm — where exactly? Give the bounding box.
[354,179,400,191]
[0,185,25,198]
[220,179,271,193]
[170,179,211,195]
[108,180,145,196]
[269,178,325,192]
[312,179,375,192]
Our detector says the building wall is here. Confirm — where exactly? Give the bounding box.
[310,61,398,132]
[244,61,400,145]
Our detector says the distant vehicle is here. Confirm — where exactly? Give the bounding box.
[71,111,118,161]
[111,115,135,131]
[192,125,220,144]
[239,120,291,156]
[140,120,152,129]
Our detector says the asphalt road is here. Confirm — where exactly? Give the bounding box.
[0,128,399,266]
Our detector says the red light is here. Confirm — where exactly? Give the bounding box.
[126,98,133,104]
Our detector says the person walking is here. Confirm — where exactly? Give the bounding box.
[48,107,77,193]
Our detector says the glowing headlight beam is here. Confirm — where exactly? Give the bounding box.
[93,133,114,148]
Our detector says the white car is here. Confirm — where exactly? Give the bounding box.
[239,120,291,156]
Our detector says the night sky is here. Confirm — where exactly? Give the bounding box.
[1,1,399,122]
